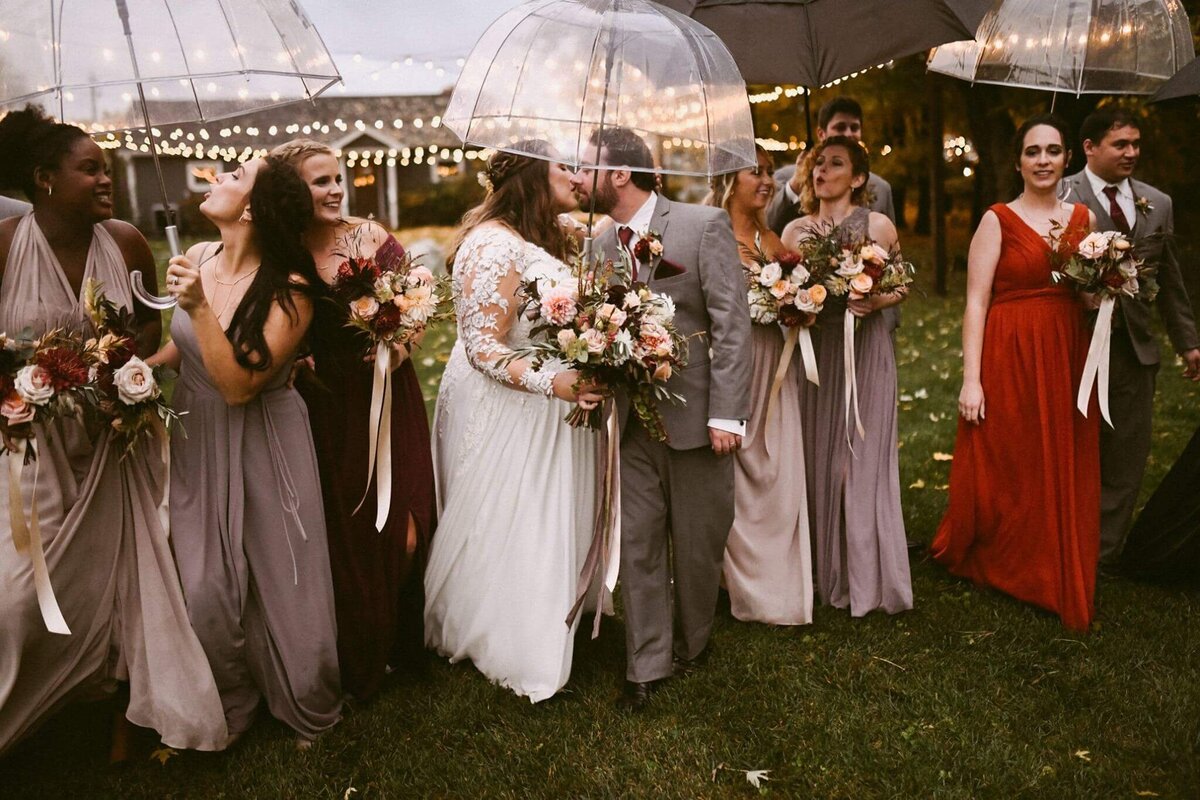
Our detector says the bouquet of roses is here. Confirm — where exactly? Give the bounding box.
[824,237,917,301]
[1050,228,1158,302]
[329,247,451,350]
[515,252,688,442]
[80,280,182,456]
[1049,227,1157,426]
[0,329,92,457]
[742,234,830,329]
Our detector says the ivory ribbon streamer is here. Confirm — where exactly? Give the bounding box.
[355,341,394,531]
[1077,296,1115,427]
[8,439,70,635]
[565,398,621,639]
[843,310,866,449]
[763,326,819,434]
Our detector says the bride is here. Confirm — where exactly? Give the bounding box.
[425,143,604,702]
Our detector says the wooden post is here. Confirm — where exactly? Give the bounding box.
[928,74,947,297]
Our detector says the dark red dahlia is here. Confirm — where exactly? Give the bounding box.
[633,238,651,262]
[863,261,885,282]
[777,249,803,270]
[36,347,89,390]
[372,303,403,335]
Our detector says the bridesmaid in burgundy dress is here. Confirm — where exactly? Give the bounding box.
[272,140,436,699]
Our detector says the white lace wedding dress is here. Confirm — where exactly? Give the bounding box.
[425,222,596,703]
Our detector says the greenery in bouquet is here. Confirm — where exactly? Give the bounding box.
[328,239,452,352]
[513,250,688,442]
[1050,226,1159,302]
[82,280,182,456]
[0,328,92,458]
[742,232,830,328]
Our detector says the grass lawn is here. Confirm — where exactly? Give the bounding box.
[1,226,1197,798]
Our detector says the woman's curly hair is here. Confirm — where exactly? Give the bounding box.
[0,105,89,200]
[225,156,322,372]
[800,136,871,215]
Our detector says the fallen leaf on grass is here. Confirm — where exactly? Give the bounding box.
[745,770,770,788]
[908,479,926,489]
[344,789,358,800]
[1073,750,1091,762]
[1134,790,1160,797]
[932,452,953,461]
[149,747,178,766]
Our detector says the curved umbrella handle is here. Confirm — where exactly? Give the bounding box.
[131,225,180,309]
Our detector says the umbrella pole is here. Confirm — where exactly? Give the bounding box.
[804,88,813,146]
[116,0,180,309]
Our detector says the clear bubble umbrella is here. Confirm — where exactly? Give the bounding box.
[0,0,341,308]
[443,0,757,185]
[928,0,1195,98]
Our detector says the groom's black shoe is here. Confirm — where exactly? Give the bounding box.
[617,680,660,711]
[672,648,710,677]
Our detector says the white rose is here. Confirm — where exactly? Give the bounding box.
[113,356,160,406]
[1118,260,1139,279]
[350,296,381,320]
[14,365,54,406]
[373,276,395,302]
[1077,231,1115,260]
[836,255,864,277]
[758,262,782,286]
[787,264,810,284]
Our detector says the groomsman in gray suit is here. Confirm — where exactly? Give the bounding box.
[0,195,30,220]
[1063,107,1200,564]
[570,126,751,710]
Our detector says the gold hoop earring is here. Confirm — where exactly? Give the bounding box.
[46,185,52,197]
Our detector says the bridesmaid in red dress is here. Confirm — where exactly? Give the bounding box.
[272,140,436,698]
[933,115,1101,632]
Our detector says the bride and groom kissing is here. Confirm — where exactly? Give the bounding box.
[424,125,752,709]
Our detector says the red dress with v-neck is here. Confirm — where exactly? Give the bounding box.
[932,203,1100,631]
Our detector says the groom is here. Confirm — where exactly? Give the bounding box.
[571,126,751,710]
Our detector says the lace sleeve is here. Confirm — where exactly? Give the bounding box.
[454,227,558,395]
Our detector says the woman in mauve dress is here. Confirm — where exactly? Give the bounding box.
[271,139,436,701]
[0,106,225,755]
[781,136,913,618]
[151,155,341,747]
[707,146,813,626]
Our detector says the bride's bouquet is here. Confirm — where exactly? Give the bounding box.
[515,252,687,443]
[1050,227,1158,426]
[82,280,182,457]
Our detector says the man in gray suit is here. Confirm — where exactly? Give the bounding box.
[0,195,30,220]
[767,96,895,235]
[1063,107,1200,564]
[570,126,751,710]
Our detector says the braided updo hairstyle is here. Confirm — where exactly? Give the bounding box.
[224,156,322,372]
[0,105,90,200]
[449,141,570,269]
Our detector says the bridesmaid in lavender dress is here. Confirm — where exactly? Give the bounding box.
[0,107,225,754]
[151,156,341,747]
[708,147,813,626]
[781,137,912,617]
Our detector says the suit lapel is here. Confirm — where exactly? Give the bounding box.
[1070,173,1119,233]
[645,195,671,285]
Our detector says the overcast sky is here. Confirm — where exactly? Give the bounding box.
[303,0,528,95]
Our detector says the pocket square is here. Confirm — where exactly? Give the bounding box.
[652,258,687,280]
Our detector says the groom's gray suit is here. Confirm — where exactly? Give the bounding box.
[596,195,751,683]
[1063,170,1200,559]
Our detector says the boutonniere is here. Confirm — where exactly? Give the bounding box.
[632,229,664,263]
[1135,196,1154,216]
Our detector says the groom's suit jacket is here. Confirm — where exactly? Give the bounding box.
[595,195,752,450]
[1063,171,1199,365]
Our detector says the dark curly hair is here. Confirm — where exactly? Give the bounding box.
[449,140,570,268]
[800,135,871,214]
[0,105,90,200]
[588,126,657,192]
[225,156,321,372]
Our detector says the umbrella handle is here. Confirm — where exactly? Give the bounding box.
[131,225,181,309]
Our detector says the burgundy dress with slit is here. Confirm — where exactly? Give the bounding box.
[299,234,437,699]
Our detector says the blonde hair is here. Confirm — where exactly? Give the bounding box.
[269,138,334,167]
[703,145,772,232]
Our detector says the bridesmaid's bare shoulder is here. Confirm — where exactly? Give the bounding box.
[0,216,18,278]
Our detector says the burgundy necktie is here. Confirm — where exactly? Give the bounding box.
[617,225,637,281]
[1103,185,1132,236]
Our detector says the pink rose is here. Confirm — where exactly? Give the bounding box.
[407,265,435,285]
[0,391,34,425]
[580,328,607,354]
[350,296,380,320]
[849,273,874,297]
[653,362,673,381]
[596,303,628,331]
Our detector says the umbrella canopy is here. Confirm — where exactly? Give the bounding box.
[1152,54,1200,102]
[0,0,340,132]
[443,0,756,177]
[654,0,994,87]
[928,0,1195,96]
